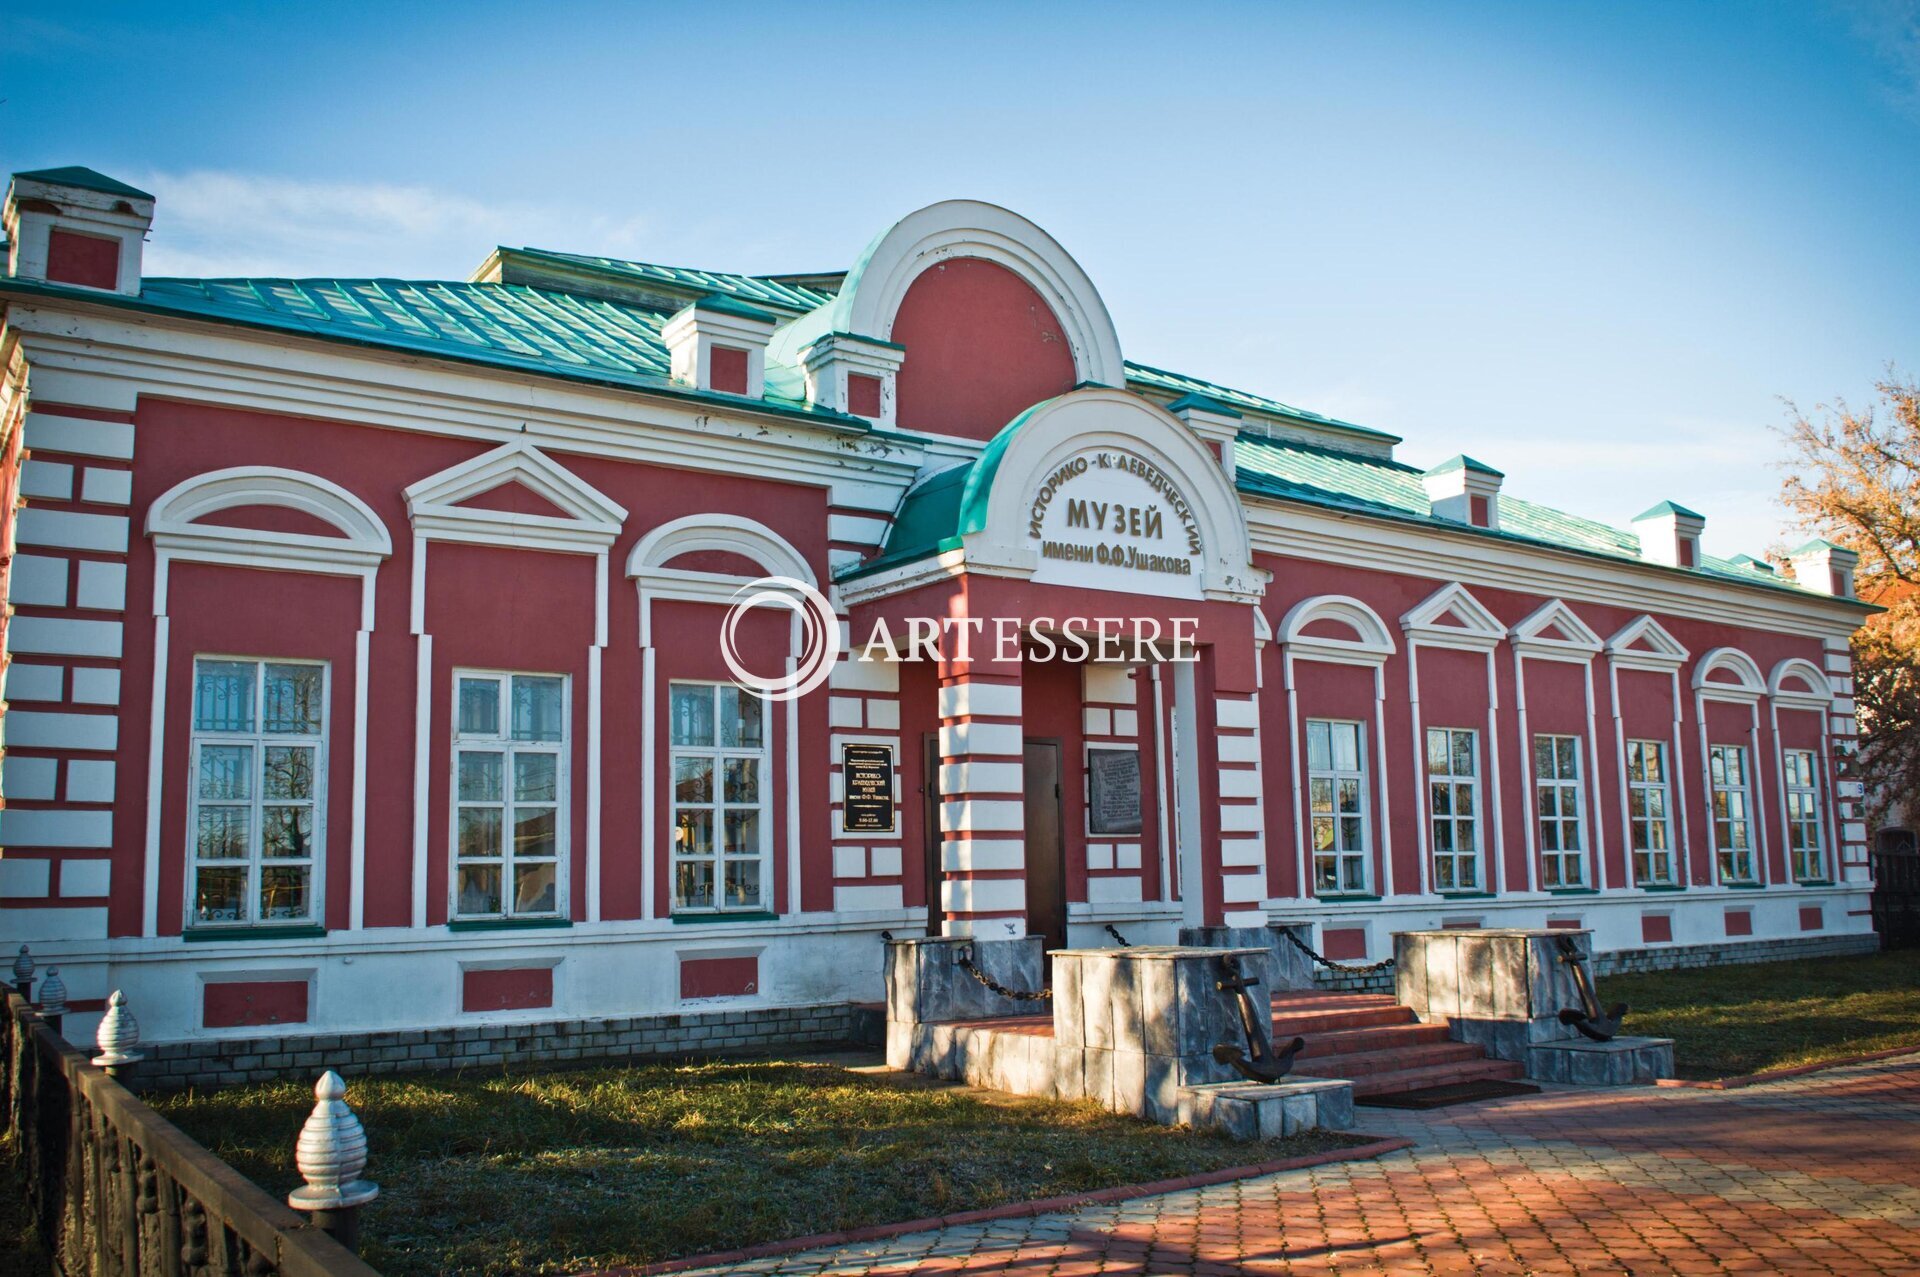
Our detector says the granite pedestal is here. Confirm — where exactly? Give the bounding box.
[1528,1036,1677,1085]
[1177,1077,1356,1141]
[1395,928,1592,1062]
[883,935,1047,1070]
[1180,924,1317,992]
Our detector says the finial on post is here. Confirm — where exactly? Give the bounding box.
[37,967,68,1036]
[11,945,33,1002]
[288,1070,379,1252]
[91,990,145,1077]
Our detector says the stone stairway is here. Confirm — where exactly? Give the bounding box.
[1274,990,1524,1098]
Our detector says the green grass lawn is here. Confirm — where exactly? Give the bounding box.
[1606,947,1920,1079]
[153,1058,1357,1277]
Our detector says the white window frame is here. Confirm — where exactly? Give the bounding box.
[1709,743,1757,884]
[1533,733,1588,889]
[449,670,570,922]
[1425,726,1483,894]
[1782,747,1827,883]
[669,680,773,915]
[1306,718,1370,896]
[186,656,328,929]
[1625,738,1678,888]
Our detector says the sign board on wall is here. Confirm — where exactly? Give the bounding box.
[841,743,897,833]
[1027,448,1205,598]
[1087,747,1143,836]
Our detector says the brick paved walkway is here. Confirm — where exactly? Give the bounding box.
[663,1053,1920,1275]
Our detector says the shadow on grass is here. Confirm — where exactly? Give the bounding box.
[154,1058,1357,1277]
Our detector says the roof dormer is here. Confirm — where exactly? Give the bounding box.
[1632,500,1705,568]
[1790,538,1860,599]
[4,166,154,296]
[1421,455,1503,530]
[661,294,778,399]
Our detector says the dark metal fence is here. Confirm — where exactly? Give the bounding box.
[2,984,380,1277]
[1872,851,1920,949]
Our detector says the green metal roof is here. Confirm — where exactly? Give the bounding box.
[12,166,155,201]
[1234,434,1817,594]
[0,273,874,429]
[1635,500,1705,521]
[1124,360,1397,443]
[1424,454,1504,479]
[676,292,779,324]
[1164,392,1243,420]
[503,247,834,315]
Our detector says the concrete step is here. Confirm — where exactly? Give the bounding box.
[1292,1040,1489,1078]
[1270,1003,1417,1034]
[1294,1021,1454,1058]
[1324,1055,1526,1098]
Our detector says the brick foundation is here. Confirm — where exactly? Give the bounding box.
[128,1001,884,1093]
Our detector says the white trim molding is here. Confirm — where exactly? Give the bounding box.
[1605,615,1689,672]
[1400,583,1506,896]
[140,467,395,937]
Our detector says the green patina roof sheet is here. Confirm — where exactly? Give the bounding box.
[507,247,835,314]
[1122,359,1396,442]
[14,166,156,201]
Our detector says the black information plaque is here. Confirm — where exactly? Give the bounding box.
[1087,747,1143,836]
[841,743,897,834]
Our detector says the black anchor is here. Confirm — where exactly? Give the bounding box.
[1210,953,1307,1083]
[1553,933,1628,1042]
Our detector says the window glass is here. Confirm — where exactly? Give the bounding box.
[188,658,324,927]
[453,672,566,920]
[1534,734,1585,889]
[1783,747,1825,882]
[1626,740,1677,887]
[1306,718,1368,894]
[1427,727,1480,892]
[1709,744,1756,883]
[671,682,770,913]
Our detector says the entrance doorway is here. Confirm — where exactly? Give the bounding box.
[1023,738,1068,949]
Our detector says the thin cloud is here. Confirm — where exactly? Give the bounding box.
[1835,0,1920,119]
[137,170,655,280]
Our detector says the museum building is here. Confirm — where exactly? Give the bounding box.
[0,167,1877,1055]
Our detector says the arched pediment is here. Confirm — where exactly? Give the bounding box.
[627,514,815,586]
[147,466,392,566]
[812,200,1124,389]
[1694,646,1766,696]
[1769,656,1832,707]
[1279,594,1396,666]
[951,386,1261,603]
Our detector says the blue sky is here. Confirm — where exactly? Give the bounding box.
[7,2,1918,555]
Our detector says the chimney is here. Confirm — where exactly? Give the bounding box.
[1421,455,1503,530]
[1632,501,1705,568]
[1790,539,1859,599]
[4,167,154,296]
[661,294,778,399]
[1166,393,1242,479]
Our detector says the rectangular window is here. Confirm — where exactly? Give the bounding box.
[1626,739,1676,887]
[1425,727,1481,892]
[670,682,769,913]
[1783,748,1826,883]
[452,672,567,920]
[1306,719,1369,895]
[189,658,325,927]
[1534,734,1586,889]
[1709,743,1756,884]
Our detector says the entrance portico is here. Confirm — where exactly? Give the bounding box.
[837,386,1269,944]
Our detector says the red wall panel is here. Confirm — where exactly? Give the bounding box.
[203,980,309,1028]
[679,955,758,999]
[461,966,554,1012]
[46,228,119,290]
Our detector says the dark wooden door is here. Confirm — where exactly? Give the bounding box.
[1023,738,1068,949]
[922,731,942,935]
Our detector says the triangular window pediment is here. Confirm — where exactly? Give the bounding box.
[405,442,627,553]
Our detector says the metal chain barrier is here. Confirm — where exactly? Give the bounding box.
[1104,923,1132,947]
[1280,926,1398,975]
[956,946,1052,1001]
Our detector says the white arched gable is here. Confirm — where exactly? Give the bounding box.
[1401,582,1504,651]
[960,386,1260,603]
[1769,656,1832,706]
[626,513,816,586]
[1280,594,1397,666]
[1694,646,1766,694]
[147,466,392,562]
[825,200,1124,388]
